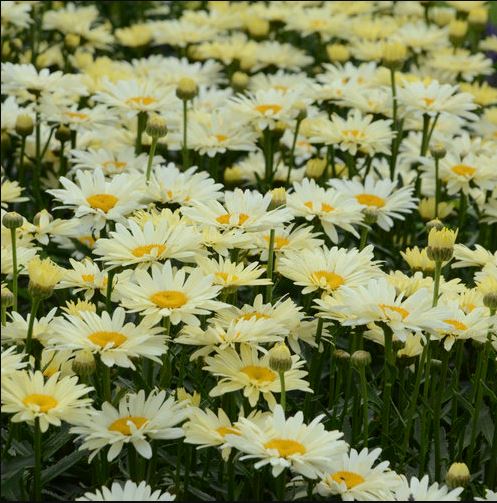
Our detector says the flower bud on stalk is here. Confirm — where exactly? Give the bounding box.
[2,211,23,229]
[446,462,470,488]
[269,342,293,373]
[15,114,34,137]
[426,226,457,262]
[176,78,198,101]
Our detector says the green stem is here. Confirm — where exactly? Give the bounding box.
[450,340,464,458]
[32,417,42,501]
[381,324,394,449]
[59,140,67,177]
[420,114,430,156]
[359,226,369,251]
[135,111,147,155]
[182,100,189,169]
[434,158,440,219]
[458,191,467,235]
[286,117,302,186]
[433,260,442,307]
[227,449,235,501]
[263,128,273,185]
[159,317,171,388]
[276,469,285,501]
[106,269,115,313]
[279,370,286,412]
[389,67,398,180]
[264,229,275,303]
[25,298,41,357]
[34,109,42,205]
[9,228,18,312]
[358,366,369,446]
[19,136,26,186]
[434,348,449,480]
[146,136,158,183]
[1,305,6,326]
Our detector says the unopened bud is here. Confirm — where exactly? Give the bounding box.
[351,350,372,368]
[294,101,307,121]
[64,33,80,52]
[2,211,24,229]
[483,293,497,311]
[382,42,407,69]
[334,349,350,361]
[15,114,34,137]
[55,124,72,143]
[1,132,11,152]
[426,226,457,262]
[34,210,53,226]
[224,166,244,184]
[72,350,96,377]
[430,144,446,160]
[272,121,286,140]
[269,342,293,373]
[1,286,14,308]
[426,218,445,232]
[326,43,350,63]
[246,18,269,39]
[446,462,470,488]
[145,114,168,138]
[468,7,487,27]
[305,157,327,179]
[270,187,286,208]
[231,71,249,92]
[449,20,468,44]
[176,77,198,101]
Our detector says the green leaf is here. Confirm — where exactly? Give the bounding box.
[41,449,87,485]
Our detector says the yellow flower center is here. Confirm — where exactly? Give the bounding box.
[312,270,345,290]
[451,164,476,177]
[65,111,89,120]
[82,273,95,282]
[274,84,289,93]
[423,97,435,106]
[304,201,314,210]
[150,290,187,309]
[255,104,282,115]
[239,312,271,321]
[331,470,365,489]
[355,193,385,208]
[108,416,148,435]
[321,202,335,213]
[444,319,468,331]
[215,134,228,142]
[126,96,156,106]
[216,426,241,437]
[216,213,250,226]
[79,235,95,248]
[310,19,326,29]
[87,194,118,213]
[215,271,239,283]
[240,365,276,383]
[88,330,127,348]
[23,394,58,412]
[379,304,409,319]
[263,235,289,249]
[342,129,365,139]
[264,439,306,457]
[102,160,127,170]
[132,244,166,258]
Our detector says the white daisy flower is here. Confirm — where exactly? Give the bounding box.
[56,258,108,300]
[224,404,348,478]
[203,345,311,408]
[76,480,175,501]
[2,308,58,346]
[48,168,146,231]
[1,179,29,207]
[329,175,418,231]
[315,447,402,500]
[93,219,201,270]
[394,474,464,501]
[1,345,28,377]
[114,261,224,326]
[1,370,93,433]
[71,389,188,461]
[49,308,167,369]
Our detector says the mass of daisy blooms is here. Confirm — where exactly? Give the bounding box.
[1,0,497,501]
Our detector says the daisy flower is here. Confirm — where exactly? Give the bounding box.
[48,168,146,231]
[176,317,284,359]
[287,178,363,242]
[181,188,293,233]
[307,110,394,156]
[195,256,271,289]
[56,258,108,300]
[114,261,224,326]
[452,244,497,270]
[394,475,464,501]
[1,370,93,433]
[203,345,311,408]
[1,179,29,207]
[316,277,452,342]
[94,78,177,117]
[76,480,175,501]
[315,448,402,500]
[1,346,28,377]
[93,219,201,270]
[329,175,417,231]
[49,308,167,369]
[277,245,381,296]
[397,80,478,121]
[2,308,58,346]
[71,390,188,461]
[197,226,254,257]
[224,404,347,478]
[146,164,223,207]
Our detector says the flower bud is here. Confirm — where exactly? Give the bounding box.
[231,71,249,92]
[33,210,53,226]
[272,121,286,140]
[15,114,34,137]
[362,207,379,225]
[176,77,198,101]
[269,342,293,373]
[72,350,96,377]
[305,157,327,179]
[430,143,446,160]
[382,42,407,69]
[426,218,445,232]
[270,187,286,208]
[426,226,457,262]
[351,350,372,368]
[64,33,80,52]
[334,349,350,361]
[3,211,24,229]
[483,293,497,311]
[145,113,168,138]
[449,20,468,44]
[468,7,488,27]
[176,387,201,406]
[446,462,470,488]
[326,43,350,63]
[1,286,14,308]
[224,166,244,184]
[55,124,72,143]
[246,18,269,39]
[1,132,11,152]
[27,256,65,300]
[418,198,454,221]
